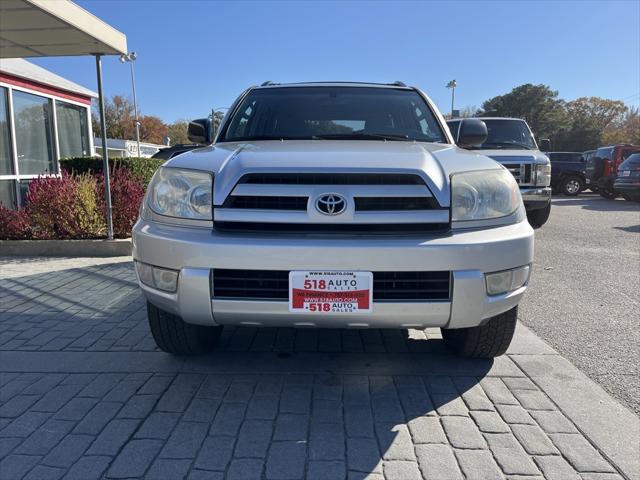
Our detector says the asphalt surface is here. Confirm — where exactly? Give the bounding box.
[519,193,640,416]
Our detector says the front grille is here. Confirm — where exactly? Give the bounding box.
[501,164,533,185]
[355,197,438,211]
[216,172,448,233]
[239,173,424,185]
[212,269,451,302]
[224,196,308,210]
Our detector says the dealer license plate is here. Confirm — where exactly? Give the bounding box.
[289,271,373,314]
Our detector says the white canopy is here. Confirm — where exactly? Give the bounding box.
[0,0,127,58]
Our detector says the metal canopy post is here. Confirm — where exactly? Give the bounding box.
[95,54,113,239]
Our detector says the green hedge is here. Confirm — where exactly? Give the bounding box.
[60,157,165,186]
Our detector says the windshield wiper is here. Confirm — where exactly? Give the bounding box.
[481,142,533,150]
[312,133,411,141]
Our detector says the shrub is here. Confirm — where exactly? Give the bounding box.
[0,205,31,240]
[0,168,146,241]
[25,173,86,239]
[60,156,164,186]
[97,167,145,238]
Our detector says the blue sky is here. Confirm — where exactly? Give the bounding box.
[29,0,640,123]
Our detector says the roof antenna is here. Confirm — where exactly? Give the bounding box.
[261,80,276,86]
[391,81,407,87]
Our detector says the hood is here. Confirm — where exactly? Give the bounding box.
[475,149,550,165]
[166,140,503,206]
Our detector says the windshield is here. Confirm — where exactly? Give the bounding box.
[220,86,447,143]
[471,119,537,150]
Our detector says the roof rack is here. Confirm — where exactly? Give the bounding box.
[260,80,277,86]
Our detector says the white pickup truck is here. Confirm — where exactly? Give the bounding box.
[447,117,552,228]
[133,82,534,358]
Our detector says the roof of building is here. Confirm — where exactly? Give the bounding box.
[0,57,97,98]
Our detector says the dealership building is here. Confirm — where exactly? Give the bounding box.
[0,57,96,209]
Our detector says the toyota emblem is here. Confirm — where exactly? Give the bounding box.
[315,194,347,216]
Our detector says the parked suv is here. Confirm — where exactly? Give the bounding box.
[447,117,552,228]
[586,144,640,198]
[133,82,534,358]
[614,153,640,202]
[547,152,586,196]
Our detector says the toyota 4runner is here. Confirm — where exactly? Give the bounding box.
[133,82,534,358]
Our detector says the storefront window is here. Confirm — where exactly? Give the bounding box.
[0,179,17,209]
[56,100,90,158]
[0,87,13,175]
[12,90,56,175]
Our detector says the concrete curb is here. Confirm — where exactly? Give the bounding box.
[508,324,640,480]
[0,238,132,257]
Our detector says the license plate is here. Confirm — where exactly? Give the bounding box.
[622,170,631,177]
[289,271,373,313]
[586,178,591,184]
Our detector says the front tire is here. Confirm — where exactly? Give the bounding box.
[526,203,551,229]
[599,188,617,199]
[147,302,222,355]
[441,307,518,358]
[560,175,584,196]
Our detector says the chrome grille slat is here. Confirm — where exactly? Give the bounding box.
[215,172,449,232]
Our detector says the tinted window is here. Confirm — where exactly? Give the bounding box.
[12,90,56,175]
[56,101,90,158]
[471,119,536,150]
[595,147,614,161]
[221,87,446,143]
[0,179,16,209]
[0,87,12,175]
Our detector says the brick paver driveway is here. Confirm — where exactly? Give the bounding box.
[1,258,637,480]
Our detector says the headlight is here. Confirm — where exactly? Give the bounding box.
[534,163,551,186]
[147,167,212,220]
[451,169,521,222]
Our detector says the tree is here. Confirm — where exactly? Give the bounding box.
[91,95,136,140]
[138,115,168,145]
[554,97,628,150]
[167,120,190,145]
[479,84,569,141]
[602,106,639,146]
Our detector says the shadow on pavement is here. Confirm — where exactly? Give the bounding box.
[0,260,499,478]
[551,196,640,212]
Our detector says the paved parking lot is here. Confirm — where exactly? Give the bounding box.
[1,195,638,480]
[519,194,640,415]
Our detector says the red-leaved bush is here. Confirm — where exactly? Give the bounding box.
[0,205,31,240]
[0,168,146,240]
[97,167,145,238]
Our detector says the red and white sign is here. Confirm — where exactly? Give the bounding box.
[289,271,373,314]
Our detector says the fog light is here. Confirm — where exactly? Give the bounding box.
[135,261,178,293]
[486,265,530,296]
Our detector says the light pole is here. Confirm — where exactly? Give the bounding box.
[120,51,140,156]
[446,79,457,117]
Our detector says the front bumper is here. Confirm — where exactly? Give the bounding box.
[133,220,534,330]
[521,187,551,210]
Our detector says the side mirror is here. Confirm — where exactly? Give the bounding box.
[457,119,487,148]
[539,139,551,152]
[187,118,211,144]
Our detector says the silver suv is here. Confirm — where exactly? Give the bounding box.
[133,82,534,358]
